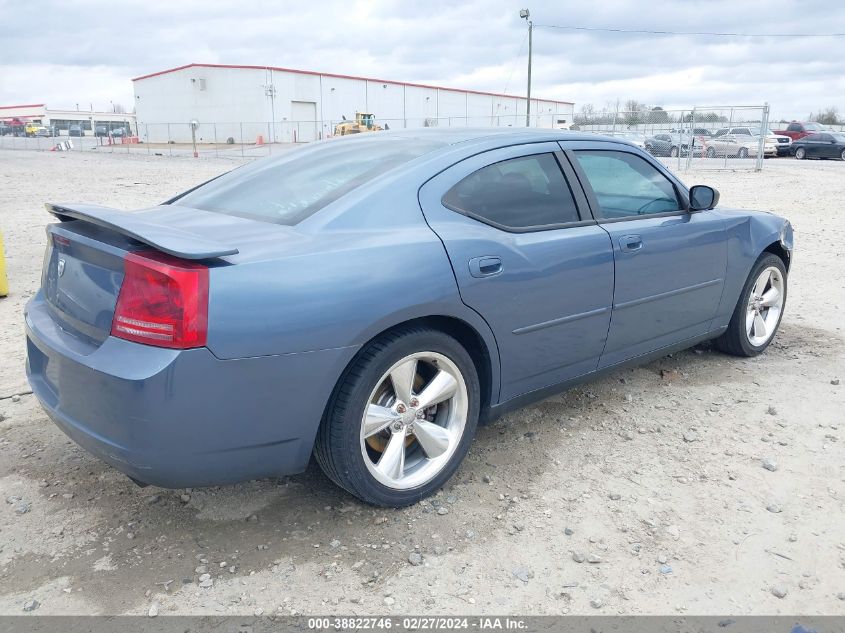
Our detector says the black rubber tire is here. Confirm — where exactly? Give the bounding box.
[715,253,787,357]
[706,147,716,158]
[314,326,480,507]
[840,149,845,161]
[795,147,805,160]
[738,147,749,159]
[669,146,679,157]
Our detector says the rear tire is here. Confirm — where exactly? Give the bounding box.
[715,253,787,357]
[706,147,716,158]
[314,326,480,507]
[795,147,806,160]
[669,146,679,157]
[738,147,749,159]
[840,149,845,161]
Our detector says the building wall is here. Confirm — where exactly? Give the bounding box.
[133,65,575,143]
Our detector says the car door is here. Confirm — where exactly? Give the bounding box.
[816,134,837,158]
[562,141,727,368]
[803,134,823,157]
[418,143,615,402]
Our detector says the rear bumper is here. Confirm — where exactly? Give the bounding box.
[25,292,357,488]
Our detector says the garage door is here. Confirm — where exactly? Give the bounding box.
[291,101,317,142]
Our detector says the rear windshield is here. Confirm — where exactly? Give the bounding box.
[173,136,445,225]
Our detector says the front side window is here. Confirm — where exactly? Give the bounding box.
[442,153,580,229]
[574,150,681,219]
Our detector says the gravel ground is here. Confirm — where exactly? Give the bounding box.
[0,149,843,616]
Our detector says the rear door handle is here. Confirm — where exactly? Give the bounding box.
[469,256,503,278]
[619,235,643,252]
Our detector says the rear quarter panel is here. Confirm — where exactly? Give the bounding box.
[204,174,502,402]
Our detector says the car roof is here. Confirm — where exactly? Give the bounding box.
[354,127,614,146]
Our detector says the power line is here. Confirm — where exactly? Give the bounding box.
[535,24,845,38]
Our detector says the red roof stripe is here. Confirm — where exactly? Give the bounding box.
[0,103,46,110]
[131,63,573,105]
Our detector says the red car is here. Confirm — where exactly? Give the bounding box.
[774,121,833,141]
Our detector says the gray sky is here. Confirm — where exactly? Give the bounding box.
[1,0,843,120]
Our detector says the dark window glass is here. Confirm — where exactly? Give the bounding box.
[174,137,445,225]
[787,123,801,132]
[442,154,580,229]
[575,150,681,219]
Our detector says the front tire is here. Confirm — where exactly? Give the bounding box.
[706,147,716,158]
[715,253,787,357]
[314,326,480,507]
[840,149,845,161]
[795,147,806,160]
[669,146,679,157]
[738,147,749,159]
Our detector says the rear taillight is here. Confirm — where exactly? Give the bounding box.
[111,251,208,349]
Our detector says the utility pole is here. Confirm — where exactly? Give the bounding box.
[520,9,532,127]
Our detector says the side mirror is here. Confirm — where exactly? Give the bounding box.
[689,185,719,211]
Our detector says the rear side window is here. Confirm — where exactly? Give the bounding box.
[574,150,681,219]
[174,137,445,225]
[442,153,580,230]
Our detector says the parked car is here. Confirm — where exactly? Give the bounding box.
[753,128,792,156]
[645,133,674,156]
[774,121,833,142]
[34,125,54,138]
[644,132,705,157]
[616,132,647,150]
[706,128,776,158]
[25,129,793,507]
[0,122,11,136]
[94,124,109,137]
[68,124,85,137]
[790,132,845,160]
[111,127,127,137]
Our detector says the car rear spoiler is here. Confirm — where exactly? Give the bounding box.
[46,203,239,260]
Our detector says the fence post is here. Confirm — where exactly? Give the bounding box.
[167,123,172,156]
[725,108,734,168]
[0,231,8,298]
[684,110,693,170]
[240,123,244,160]
[755,103,769,172]
[146,124,150,154]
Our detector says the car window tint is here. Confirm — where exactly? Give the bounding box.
[174,137,445,225]
[574,150,681,219]
[442,154,580,229]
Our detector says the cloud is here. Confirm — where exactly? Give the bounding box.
[0,0,842,119]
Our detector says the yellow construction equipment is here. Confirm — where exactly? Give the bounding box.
[334,112,383,136]
[0,232,8,297]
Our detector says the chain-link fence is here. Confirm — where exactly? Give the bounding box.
[573,104,772,171]
[0,113,561,159]
[0,106,783,171]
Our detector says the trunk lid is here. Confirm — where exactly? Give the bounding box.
[42,202,305,346]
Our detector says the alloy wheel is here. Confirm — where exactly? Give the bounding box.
[745,266,785,347]
[359,352,468,490]
[796,147,805,159]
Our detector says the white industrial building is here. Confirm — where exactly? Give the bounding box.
[132,63,574,144]
[0,103,136,134]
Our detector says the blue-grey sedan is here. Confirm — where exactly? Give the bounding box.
[25,129,793,507]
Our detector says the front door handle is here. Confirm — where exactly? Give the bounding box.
[619,235,643,253]
[469,256,503,278]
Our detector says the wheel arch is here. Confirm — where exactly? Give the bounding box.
[763,240,791,271]
[328,313,500,427]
